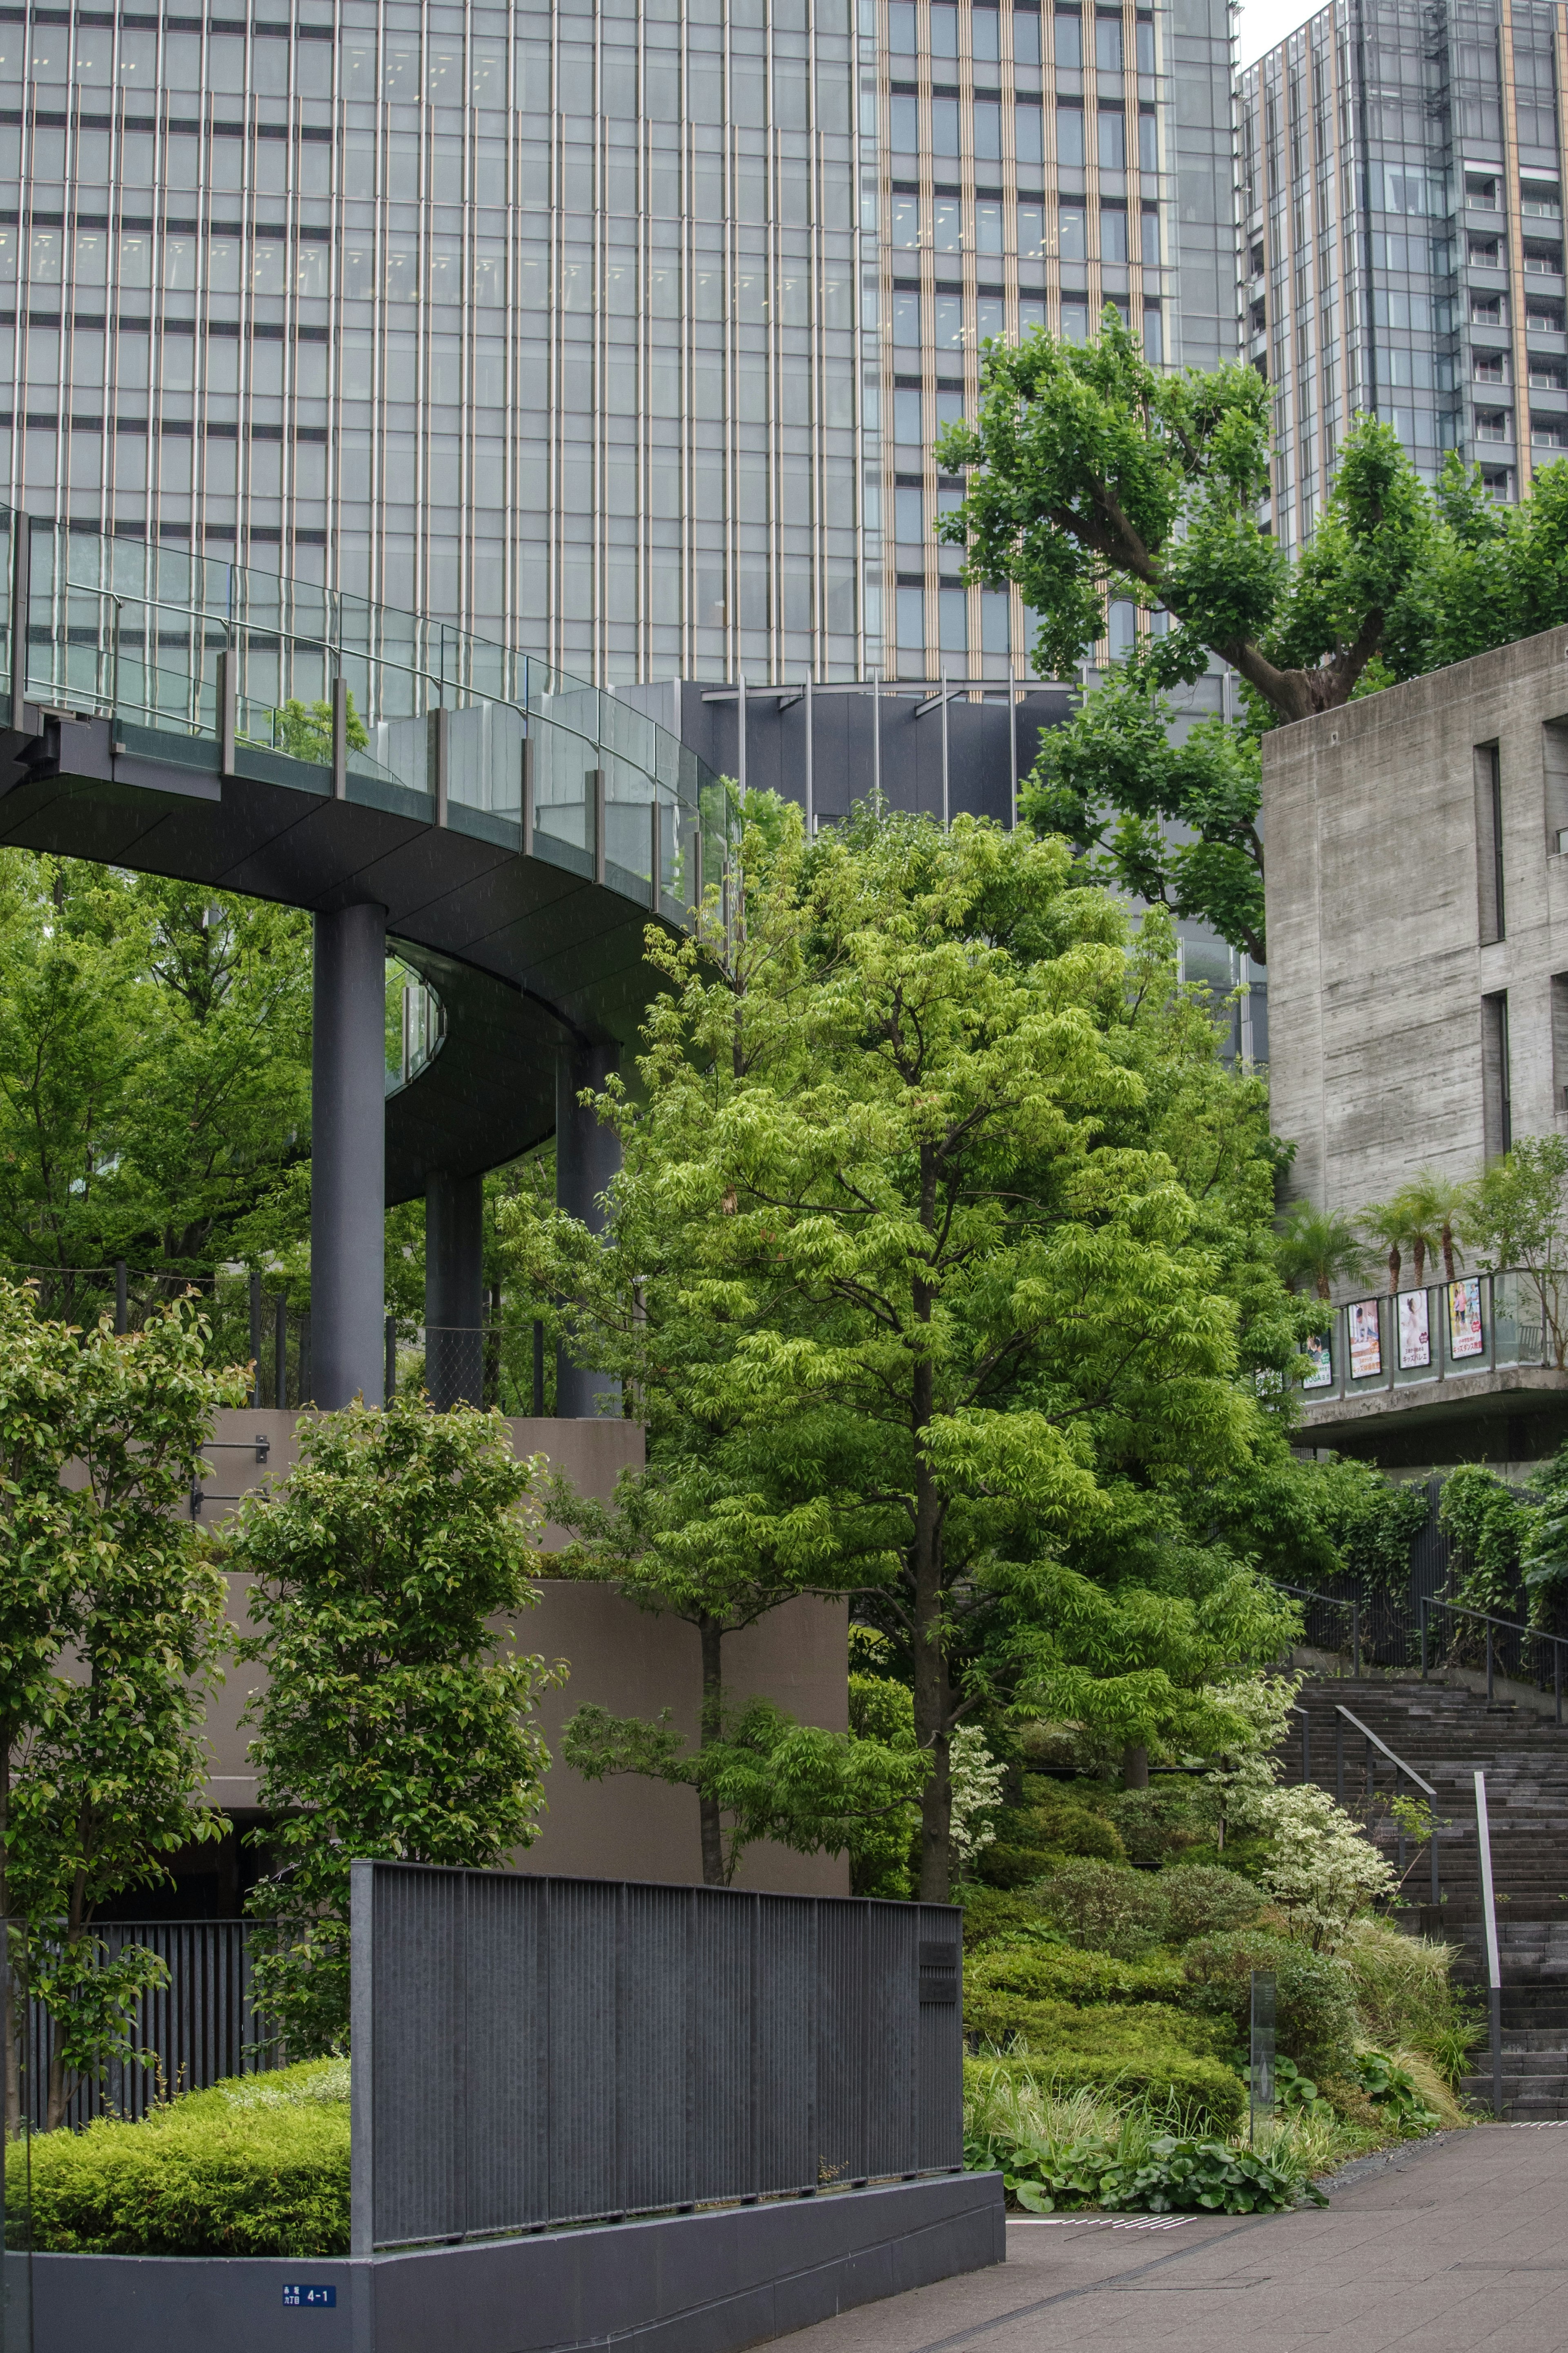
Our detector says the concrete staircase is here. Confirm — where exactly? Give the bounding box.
[1292,1675,1568,2119]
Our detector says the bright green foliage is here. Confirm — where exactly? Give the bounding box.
[503,798,1297,1899]
[0,854,312,1306]
[9,2060,350,2255]
[937,313,1568,957]
[976,1773,1126,1889]
[230,1399,563,2055]
[274,690,369,765]
[0,1285,246,2132]
[846,1672,922,1896]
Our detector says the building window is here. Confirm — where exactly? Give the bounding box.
[1094,13,1123,71]
[1472,294,1505,326]
[1529,356,1568,389]
[1054,11,1084,69]
[1533,416,1568,447]
[1475,742,1505,943]
[1096,107,1125,170]
[1469,236,1501,265]
[1056,103,1085,166]
[1523,242,1565,274]
[1474,409,1512,442]
[1551,973,1568,1117]
[1474,354,1507,384]
[1483,991,1512,1158]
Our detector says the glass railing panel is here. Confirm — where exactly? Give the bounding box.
[530,714,593,873]
[448,699,524,823]
[363,711,434,801]
[604,752,657,892]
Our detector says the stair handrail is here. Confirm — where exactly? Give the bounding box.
[1474,1767,1503,2119]
[1270,1578,1361,1677]
[1419,1594,1568,1721]
[1330,1703,1441,1909]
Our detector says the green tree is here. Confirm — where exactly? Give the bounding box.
[0,1287,246,2133]
[936,314,1568,958]
[273,691,369,765]
[0,856,312,1309]
[509,799,1294,1899]
[230,1398,564,2055]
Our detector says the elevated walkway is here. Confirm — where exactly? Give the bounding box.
[2,504,731,1403]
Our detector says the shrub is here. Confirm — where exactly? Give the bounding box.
[968,2050,1247,2136]
[1156,1865,1266,1944]
[1106,1784,1214,1866]
[1099,2135,1321,2215]
[1179,1931,1359,2078]
[1031,1860,1169,1958]
[9,2061,350,2256]
[1255,1783,1398,1948]
[973,1777,1125,1888]
[959,1885,1051,1952]
[967,1942,1185,2008]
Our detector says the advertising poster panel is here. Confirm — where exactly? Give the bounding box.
[1448,1277,1484,1360]
[1303,1332,1332,1389]
[1348,1299,1382,1378]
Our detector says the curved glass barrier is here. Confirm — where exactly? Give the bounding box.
[1,505,734,924]
[385,955,445,1098]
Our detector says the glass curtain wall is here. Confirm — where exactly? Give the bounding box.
[871,0,1227,681]
[0,0,872,683]
[1240,0,1568,549]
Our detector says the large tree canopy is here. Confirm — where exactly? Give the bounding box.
[936,313,1568,959]
[506,798,1305,1898]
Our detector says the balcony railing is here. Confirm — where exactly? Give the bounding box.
[1296,1268,1566,1407]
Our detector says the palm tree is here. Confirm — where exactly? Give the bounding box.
[1401,1169,1464,1282]
[1360,1197,1409,1295]
[1276,1201,1369,1299]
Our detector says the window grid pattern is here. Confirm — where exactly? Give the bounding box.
[1240,0,1568,546]
[873,0,1185,678]
[0,0,873,684]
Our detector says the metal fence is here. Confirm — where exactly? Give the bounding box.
[350,1862,965,2255]
[18,1920,277,2130]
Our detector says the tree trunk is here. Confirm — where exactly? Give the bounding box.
[1412,1238,1425,1287]
[696,1614,727,1889]
[1386,1245,1401,1296]
[1122,1744,1149,1790]
[1442,1224,1456,1282]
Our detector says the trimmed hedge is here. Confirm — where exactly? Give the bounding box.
[966,1943,1185,2007]
[966,2051,1247,2135]
[7,2060,350,2257]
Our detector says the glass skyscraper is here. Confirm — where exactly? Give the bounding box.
[2,0,1237,685]
[1240,0,1568,549]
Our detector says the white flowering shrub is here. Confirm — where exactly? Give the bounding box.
[949,1726,1006,1866]
[1256,1782,1398,1950]
[1202,1672,1303,1835]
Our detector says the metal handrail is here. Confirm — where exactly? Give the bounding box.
[1332,1703,1441,1908]
[1474,1768,1503,2118]
[1420,1594,1568,1721]
[1271,1578,1361,1676]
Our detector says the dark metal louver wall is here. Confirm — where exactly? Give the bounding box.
[22,1920,276,2128]
[349,1862,964,2256]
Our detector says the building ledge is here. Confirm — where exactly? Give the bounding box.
[1296,1361,1568,1445]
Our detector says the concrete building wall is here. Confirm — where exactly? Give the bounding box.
[1263,619,1568,1229]
[198,1408,850,1897]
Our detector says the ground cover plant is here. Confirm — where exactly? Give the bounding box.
[6,2060,350,2256]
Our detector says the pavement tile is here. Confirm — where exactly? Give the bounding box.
[768,2128,1568,2353]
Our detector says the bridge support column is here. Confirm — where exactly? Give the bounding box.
[312,901,388,1408]
[425,1169,485,1409]
[556,1039,621,1418]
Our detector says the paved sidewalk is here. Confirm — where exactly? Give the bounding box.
[773,2126,1568,2353]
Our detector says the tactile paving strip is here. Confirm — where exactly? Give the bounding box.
[1005,2215,1195,2229]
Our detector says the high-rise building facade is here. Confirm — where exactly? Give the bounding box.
[876,0,1236,676]
[1,0,1237,687]
[1240,0,1568,550]
[0,0,870,682]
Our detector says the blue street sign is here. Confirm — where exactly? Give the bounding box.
[282,2285,338,2308]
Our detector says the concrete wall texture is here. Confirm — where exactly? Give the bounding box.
[1264,622,1568,1233]
[199,1409,850,1897]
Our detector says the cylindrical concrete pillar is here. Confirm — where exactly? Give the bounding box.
[425,1169,485,1409]
[311,901,388,1408]
[556,1038,621,1418]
